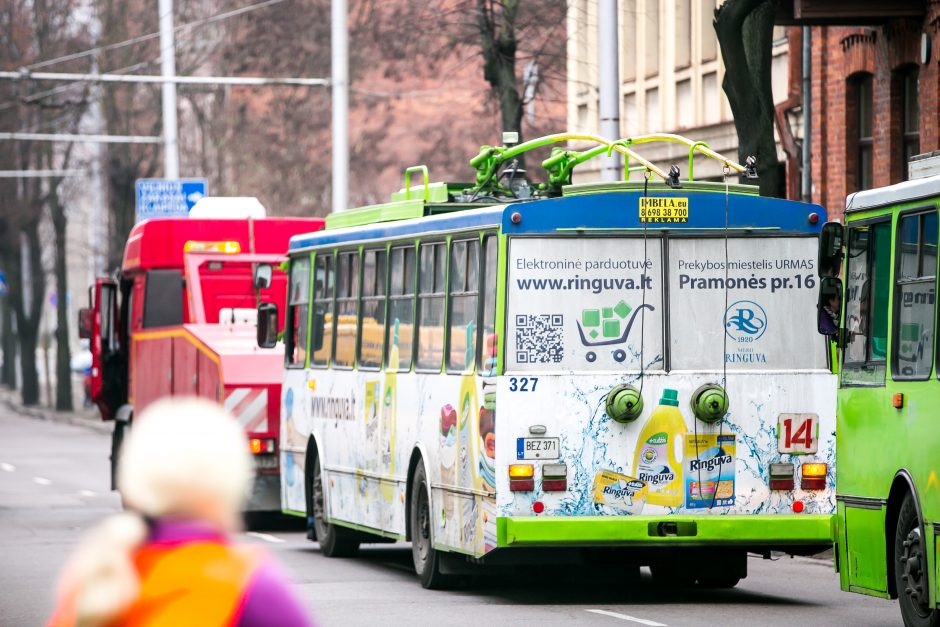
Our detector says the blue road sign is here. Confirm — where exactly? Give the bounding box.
[0,271,7,297]
[135,179,207,221]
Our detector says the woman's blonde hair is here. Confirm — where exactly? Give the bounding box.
[56,397,254,626]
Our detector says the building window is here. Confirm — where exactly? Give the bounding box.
[675,0,691,69]
[851,74,874,192]
[901,66,920,179]
[699,0,716,62]
[621,0,637,81]
[645,0,660,78]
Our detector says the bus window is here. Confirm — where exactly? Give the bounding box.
[285,257,310,367]
[417,242,446,370]
[447,238,480,372]
[359,249,387,369]
[893,211,937,380]
[334,251,359,368]
[311,253,334,368]
[479,234,498,374]
[387,246,416,371]
[843,221,890,385]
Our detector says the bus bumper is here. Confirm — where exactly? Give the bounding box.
[497,514,836,548]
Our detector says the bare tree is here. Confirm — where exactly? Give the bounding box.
[714,0,783,197]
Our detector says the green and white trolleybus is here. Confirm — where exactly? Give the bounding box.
[817,153,940,627]
[261,133,838,589]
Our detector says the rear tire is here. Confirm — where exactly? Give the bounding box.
[110,421,127,491]
[410,463,454,589]
[894,493,940,627]
[309,451,359,557]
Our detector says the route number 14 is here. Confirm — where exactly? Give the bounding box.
[777,413,819,454]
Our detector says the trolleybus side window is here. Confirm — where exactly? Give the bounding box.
[311,253,334,368]
[843,221,890,385]
[286,257,311,367]
[893,210,938,380]
[359,248,388,369]
[479,234,498,373]
[333,251,359,369]
[416,241,447,371]
[447,238,480,372]
[387,245,416,371]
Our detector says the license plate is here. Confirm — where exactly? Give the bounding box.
[516,437,560,460]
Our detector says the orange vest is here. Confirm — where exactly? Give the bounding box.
[49,541,262,627]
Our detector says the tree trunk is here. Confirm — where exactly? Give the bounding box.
[10,221,46,407]
[0,296,16,388]
[477,0,524,163]
[714,0,783,198]
[50,177,73,411]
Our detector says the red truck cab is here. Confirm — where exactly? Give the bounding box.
[79,201,323,514]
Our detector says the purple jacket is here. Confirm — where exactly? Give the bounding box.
[149,519,312,627]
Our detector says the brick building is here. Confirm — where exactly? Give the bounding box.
[781,1,940,220]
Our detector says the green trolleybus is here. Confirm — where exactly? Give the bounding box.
[817,155,940,627]
[260,133,837,589]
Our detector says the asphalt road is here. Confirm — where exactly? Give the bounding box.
[0,404,901,627]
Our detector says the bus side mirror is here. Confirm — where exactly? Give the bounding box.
[818,222,844,278]
[817,276,842,337]
[311,310,325,352]
[257,302,279,348]
[78,308,93,340]
[253,263,273,290]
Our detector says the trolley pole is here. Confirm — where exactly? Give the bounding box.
[331,0,349,212]
[597,0,621,182]
[159,0,180,180]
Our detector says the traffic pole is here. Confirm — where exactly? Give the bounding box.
[331,0,348,212]
[597,0,621,182]
[159,0,180,180]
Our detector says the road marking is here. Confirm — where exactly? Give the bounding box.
[78,490,96,497]
[246,532,285,544]
[33,477,52,486]
[1,463,14,472]
[586,609,667,626]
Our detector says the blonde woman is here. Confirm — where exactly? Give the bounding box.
[48,397,311,627]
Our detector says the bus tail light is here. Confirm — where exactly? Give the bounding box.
[801,463,827,490]
[542,463,568,492]
[509,464,534,492]
[769,462,794,491]
[249,437,276,455]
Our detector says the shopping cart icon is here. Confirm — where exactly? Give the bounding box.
[576,301,655,363]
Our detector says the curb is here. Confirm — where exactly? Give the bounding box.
[0,388,112,434]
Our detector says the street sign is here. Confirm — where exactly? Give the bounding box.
[135,178,207,221]
[0,271,7,297]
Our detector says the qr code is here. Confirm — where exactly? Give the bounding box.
[515,314,564,363]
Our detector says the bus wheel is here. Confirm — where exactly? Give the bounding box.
[410,463,453,589]
[894,493,939,627]
[310,451,359,558]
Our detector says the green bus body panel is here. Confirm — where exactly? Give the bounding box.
[496,515,835,547]
[325,199,426,230]
[838,195,940,607]
[844,506,888,592]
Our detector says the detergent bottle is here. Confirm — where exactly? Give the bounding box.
[632,388,687,507]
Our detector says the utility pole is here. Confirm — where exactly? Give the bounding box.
[597,0,621,182]
[159,0,180,180]
[332,0,348,212]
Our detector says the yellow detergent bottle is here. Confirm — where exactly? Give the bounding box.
[633,388,687,507]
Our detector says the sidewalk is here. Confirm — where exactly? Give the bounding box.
[0,386,111,434]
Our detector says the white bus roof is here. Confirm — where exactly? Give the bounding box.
[845,174,940,214]
[189,197,267,219]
